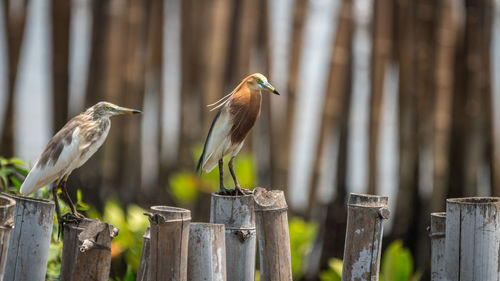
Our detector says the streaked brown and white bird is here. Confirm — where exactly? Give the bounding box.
[20,102,142,223]
[197,73,280,195]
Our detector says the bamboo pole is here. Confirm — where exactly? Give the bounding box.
[60,218,119,281]
[445,197,500,281]
[341,193,390,281]
[187,223,226,281]
[136,227,151,281]
[254,188,292,281]
[2,193,54,281]
[429,212,446,281]
[210,193,256,281]
[0,195,16,279]
[147,206,191,281]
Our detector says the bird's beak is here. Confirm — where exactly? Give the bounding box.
[116,106,142,115]
[261,81,280,95]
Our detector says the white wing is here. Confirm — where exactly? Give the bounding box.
[200,105,234,172]
[20,127,82,195]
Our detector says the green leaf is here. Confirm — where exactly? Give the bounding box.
[289,217,318,280]
[380,240,414,281]
[319,258,343,281]
[9,176,21,189]
[169,172,199,205]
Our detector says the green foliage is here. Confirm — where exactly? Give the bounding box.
[88,200,149,274]
[169,146,256,207]
[0,157,28,193]
[380,240,422,281]
[320,240,422,281]
[319,258,343,281]
[289,217,318,280]
[46,242,63,281]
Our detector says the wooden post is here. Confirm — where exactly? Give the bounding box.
[254,188,292,281]
[341,193,390,281]
[147,206,191,281]
[445,197,500,281]
[210,193,256,281]
[60,218,119,281]
[429,212,446,281]
[136,227,151,281]
[2,193,54,281]
[187,223,226,281]
[0,195,16,279]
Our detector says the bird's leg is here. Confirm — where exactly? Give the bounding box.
[229,156,250,195]
[52,178,78,239]
[59,177,85,219]
[217,159,230,195]
[52,179,64,225]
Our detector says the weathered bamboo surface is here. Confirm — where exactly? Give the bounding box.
[60,218,119,281]
[3,193,54,281]
[0,195,16,279]
[254,188,292,281]
[210,193,256,281]
[429,212,446,281]
[148,206,191,281]
[445,197,500,281]
[341,193,390,281]
[187,223,226,281]
[136,227,151,281]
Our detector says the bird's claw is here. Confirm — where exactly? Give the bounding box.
[235,186,252,196]
[216,186,231,195]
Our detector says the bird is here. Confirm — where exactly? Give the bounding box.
[20,101,142,225]
[197,73,280,195]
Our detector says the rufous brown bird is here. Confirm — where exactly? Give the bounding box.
[197,73,280,195]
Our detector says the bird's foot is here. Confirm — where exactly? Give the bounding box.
[71,210,86,220]
[55,213,83,240]
[235,186,252,196]
[216,186,231,195]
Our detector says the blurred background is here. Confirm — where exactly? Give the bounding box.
[0,0,499,280]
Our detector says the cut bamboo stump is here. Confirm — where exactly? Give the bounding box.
[445,197,500,281]
[2,193,54,281]
[341,193,390,281]
[0,195,16,279]
[147,206,191,281]
[60,218,119,281]
[429,212,446,281]
[254,188,292,281]
[136,227,151,281]
[210,193,256,281]
[187,223,226,281]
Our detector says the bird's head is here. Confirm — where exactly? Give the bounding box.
[90,102,142,117]
[246,73,280,95]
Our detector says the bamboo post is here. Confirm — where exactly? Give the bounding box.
[341,193,390,281]
[445,197,500,281]
[210,193,256,281]
[0,195,16,279]
[60,218,119,281]
[253,188,292,281]
[147,206,191,281]
[429,212,446,281]
[187,223,226,281]
[136,227,151,281]
[2,193,54,281]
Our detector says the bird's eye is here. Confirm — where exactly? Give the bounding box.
[256,78,261,84]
